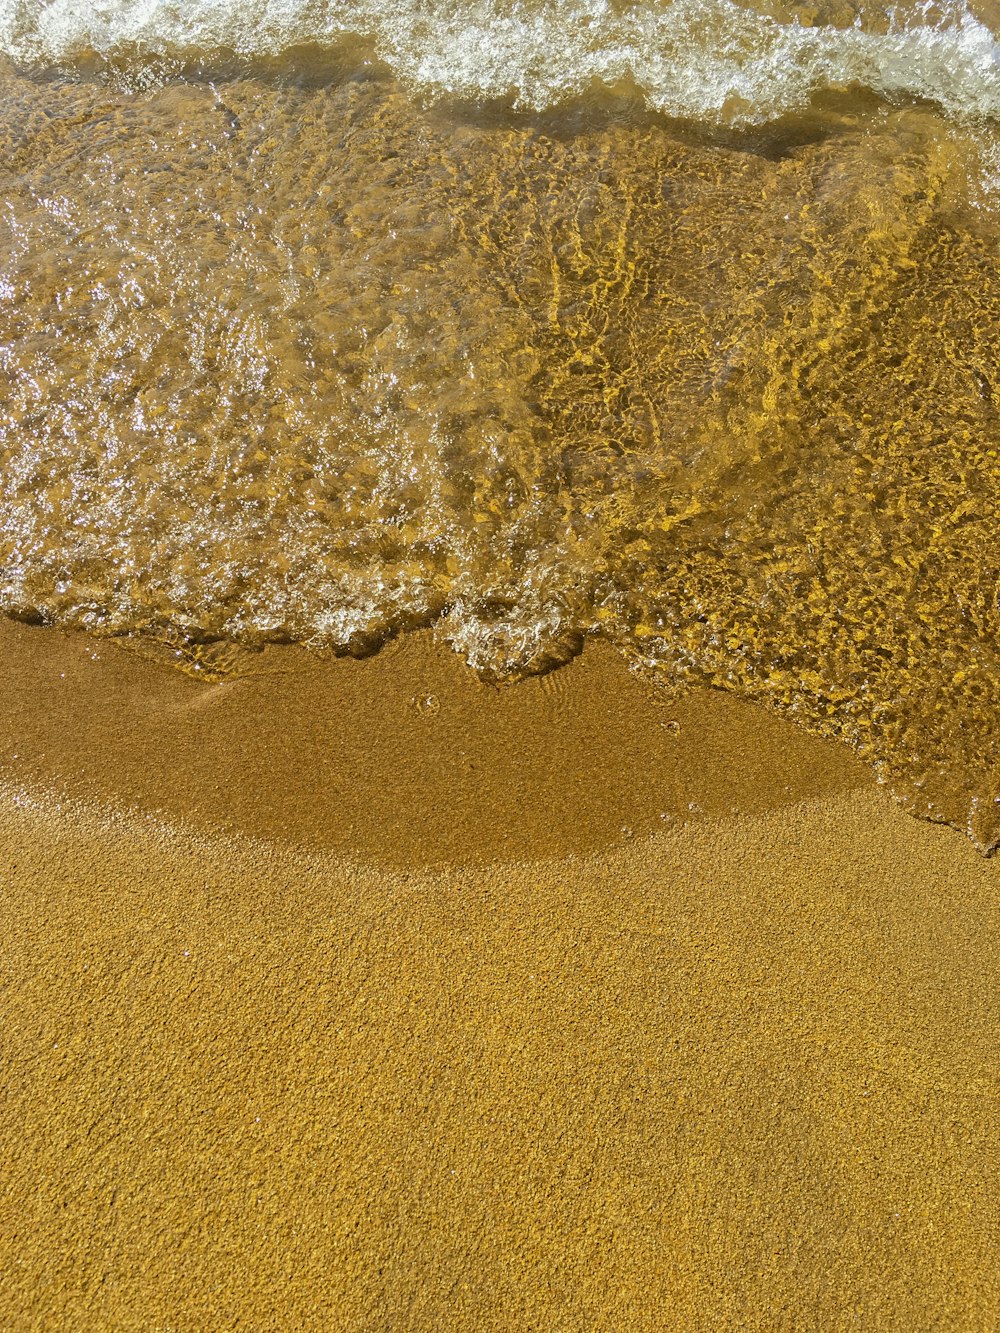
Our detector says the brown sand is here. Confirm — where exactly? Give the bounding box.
[0,620,869,865]
[1,624,998,1330]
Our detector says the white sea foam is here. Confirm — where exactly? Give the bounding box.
[0,0,997,123]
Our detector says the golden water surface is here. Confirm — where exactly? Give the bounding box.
[0,24,997,847]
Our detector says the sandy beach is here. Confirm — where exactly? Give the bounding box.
[2,0,999,1324]
[1,624,997,1329]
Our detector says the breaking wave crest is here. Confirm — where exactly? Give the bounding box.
[0,0,998,124]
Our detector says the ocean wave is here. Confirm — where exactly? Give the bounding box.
[0,0,997,123]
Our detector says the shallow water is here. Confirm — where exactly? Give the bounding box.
[0,1,997,848]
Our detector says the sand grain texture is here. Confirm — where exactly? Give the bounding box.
[0,628,998,1330]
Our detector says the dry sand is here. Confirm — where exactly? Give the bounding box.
[0,622,997,1330]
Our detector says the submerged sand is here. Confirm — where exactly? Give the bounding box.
[3,57,999,846]
[1,624,998,1329]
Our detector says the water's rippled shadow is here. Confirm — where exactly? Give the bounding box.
[0,59,997,849]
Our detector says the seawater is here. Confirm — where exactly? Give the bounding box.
[0,0,998,848]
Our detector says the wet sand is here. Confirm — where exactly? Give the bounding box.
[1,624,998,1329]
